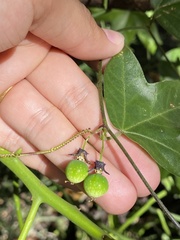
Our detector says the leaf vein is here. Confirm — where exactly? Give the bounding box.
[126,132,180,155]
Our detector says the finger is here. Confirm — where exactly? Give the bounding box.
[27,48,160,197]
[0,0,124,59]
[30,0,124,60]
[0,0,33,51]
[0,33,50,93]
[0,117,73,186]
[0,80,137,214]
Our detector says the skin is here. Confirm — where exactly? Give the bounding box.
[0,0,160,214]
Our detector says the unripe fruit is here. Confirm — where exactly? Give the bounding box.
[84,173,109,198]
[65,160,89,184]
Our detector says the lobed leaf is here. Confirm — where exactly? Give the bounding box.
[104,47,180,176]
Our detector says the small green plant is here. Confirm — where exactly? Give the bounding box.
[1,0,180,239]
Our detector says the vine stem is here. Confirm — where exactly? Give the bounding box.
[13,181,24,231]
[148,26,179,79]
[0,128,91,158]
[97,61,180,231]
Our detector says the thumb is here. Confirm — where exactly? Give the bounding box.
[30,0,124,60]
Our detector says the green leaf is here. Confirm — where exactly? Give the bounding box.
[150,0,162,8]
[164,48,180,63]
[104,47,180,176]
[94,9,150,45]
[137,30,157,55]
[153,0,180,39]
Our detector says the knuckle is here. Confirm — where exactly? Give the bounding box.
[60,84,89,115]
[24,105,54,141]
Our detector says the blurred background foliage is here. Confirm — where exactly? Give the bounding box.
[1,0,180,239]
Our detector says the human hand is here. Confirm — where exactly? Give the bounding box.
[0,0,160,214]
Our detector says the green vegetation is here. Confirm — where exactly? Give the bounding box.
[0,0,180,239]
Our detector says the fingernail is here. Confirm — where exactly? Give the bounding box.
[103,29,124,45]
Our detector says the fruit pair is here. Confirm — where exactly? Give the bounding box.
[65,148,109,198]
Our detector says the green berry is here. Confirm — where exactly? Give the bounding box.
[84,173,109,198]
[65,160,89,184]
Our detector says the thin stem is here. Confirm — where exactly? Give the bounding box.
[13,188,24,231]
[96,61,108,126]
[81,126,103,150]
[148,27,179,79]
[0,128,91,158]
[18,198,41,240]
[103,0,109,10]
[156,208,171,236]
[99,133,105,161]
[81,130,94,150]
